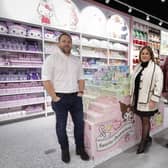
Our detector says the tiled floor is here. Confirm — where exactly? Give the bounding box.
[1,115,168,168]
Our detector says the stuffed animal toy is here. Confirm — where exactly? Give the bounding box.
[8,23,26,36]
[27,28,42,38]
[0,22,8,34]
[119,101,134,122]
[44,30,56,40]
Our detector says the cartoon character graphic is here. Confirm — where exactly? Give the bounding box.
[107,14,129,40]
[119,101,134,122]
[37,0,53,24]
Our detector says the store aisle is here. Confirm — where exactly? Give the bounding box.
[1,115,168,168]
[0,116,93,168]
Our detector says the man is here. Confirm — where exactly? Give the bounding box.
[42,32,89,163]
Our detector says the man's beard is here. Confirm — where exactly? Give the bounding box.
[60,47,71,55]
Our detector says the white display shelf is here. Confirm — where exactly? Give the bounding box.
[0,32,42,41]
[0,80,42,83]
[0,97,44,109]
[0,65,42,68]
[109,48,128,52]
[81,33,108,41]
[109,57,128,60]
[0,49,43,54]
[0,87,44,96]
[44,39,57,43]
[82,55,107,59]
[46,96,51,102]
[44,39,80,46]
[109,38,129,44]
[81,44,108,50]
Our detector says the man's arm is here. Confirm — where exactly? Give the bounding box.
[43,80,60,102]
[78,79,85,96]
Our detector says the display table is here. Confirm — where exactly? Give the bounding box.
[84,95,166,165]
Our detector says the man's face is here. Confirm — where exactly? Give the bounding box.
[58,35,72,55]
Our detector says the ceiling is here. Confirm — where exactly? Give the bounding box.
[94,0,168,29]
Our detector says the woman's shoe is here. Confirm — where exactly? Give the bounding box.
[147,136,152,145]
[136,141,147,154]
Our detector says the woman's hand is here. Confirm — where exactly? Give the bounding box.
[149,100,156,109]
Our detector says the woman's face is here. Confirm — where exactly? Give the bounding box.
[140,48,151,62]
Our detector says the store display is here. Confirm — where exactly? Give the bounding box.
[131,20,161,69]
[0,19,45,123]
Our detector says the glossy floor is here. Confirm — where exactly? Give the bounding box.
[0,115,168,168]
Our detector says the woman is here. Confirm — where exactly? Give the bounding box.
[130,46,163,154]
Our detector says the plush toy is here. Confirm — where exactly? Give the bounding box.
[44,30,56,40]
[27,28,42,38]
[0,22,8,34]
[8,23,26,36]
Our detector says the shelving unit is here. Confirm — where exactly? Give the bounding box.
[0,18,45,124]
[131,18,161,70]
[0,16,130,124]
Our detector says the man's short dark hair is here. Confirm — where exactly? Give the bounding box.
[58,32,72,42]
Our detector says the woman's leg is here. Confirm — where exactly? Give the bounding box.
[137,116,151,154]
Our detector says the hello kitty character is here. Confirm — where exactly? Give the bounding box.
[37,0,53,24]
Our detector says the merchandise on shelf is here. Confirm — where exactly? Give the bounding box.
[0,19,45,123]
[131,20,161,68]
[0,21,8,34]
[27,27,42,38]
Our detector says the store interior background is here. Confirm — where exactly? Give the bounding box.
[0,0,168,167]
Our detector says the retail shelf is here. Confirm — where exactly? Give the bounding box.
[0,87,44,96]
[0,97,45,109]
[81,44,108,50]
[0,65,42,68]
[0,49,43,54]
[109,57,128,60]
[44,25,81,35]
[0,80,42,83]
[82,55,107,59]
[0,32,42,41]
[82,33,108,41]
[44,39,58,43]
[109,38,129,44]
[109,48,128,52]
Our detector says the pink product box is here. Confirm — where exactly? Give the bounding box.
[84,110,103,123]
[88,101,117,114]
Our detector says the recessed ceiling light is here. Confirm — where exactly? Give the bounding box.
[146,15,150,21]
[105,0,110,4]
[128,7,132,13]
[159,21,163,26]
[161,0,166,2]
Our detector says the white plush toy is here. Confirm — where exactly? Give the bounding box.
[8,24,26,36]
[0,22,8,34]
[27,28,42,38]
[44,30,56,40]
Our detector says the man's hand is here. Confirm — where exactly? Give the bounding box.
[52,96,61,102]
